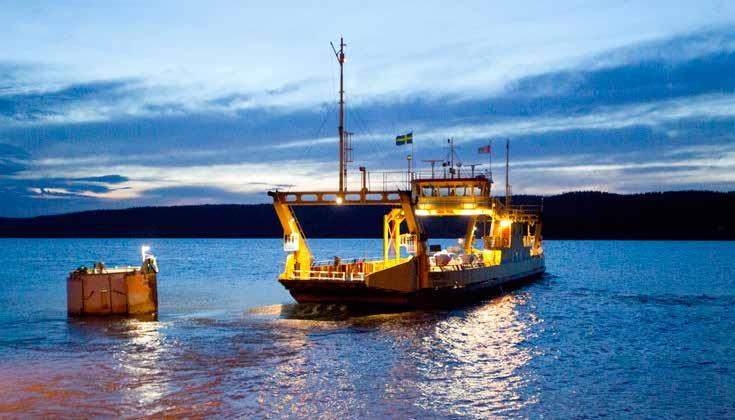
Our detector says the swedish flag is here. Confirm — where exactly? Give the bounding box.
[395,132,413,146]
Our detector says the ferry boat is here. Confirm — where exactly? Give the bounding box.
[268,38,545,308]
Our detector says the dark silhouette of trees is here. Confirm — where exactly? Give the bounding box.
[1,191,732,239]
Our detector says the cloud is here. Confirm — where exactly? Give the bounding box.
[0,25,730,128]
[429,94,735,145]
[0,143,30,175]
[5,175,132,197]
[584,26,735,69]
[133,185,263,207]
[0,78,143,123]
[501,52,735,114]
[73,175,129,184]
[3,25,735,216]
[0,144,137,209]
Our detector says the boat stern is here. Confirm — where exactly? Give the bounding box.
[278,257,418,306]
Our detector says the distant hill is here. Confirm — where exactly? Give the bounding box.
[0,191,732,239]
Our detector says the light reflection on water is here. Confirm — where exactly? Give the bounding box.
[115,321,169,410]
[230,295,540,418]
[413,294,538,417]
[3,297,541,417]
[1,239,734,417]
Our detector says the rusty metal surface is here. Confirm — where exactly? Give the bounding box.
[67,268,157,317]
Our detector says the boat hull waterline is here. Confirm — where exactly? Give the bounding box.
[280,258,545,309]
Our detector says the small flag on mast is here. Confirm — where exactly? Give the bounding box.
[478,144,491,154]
[395,132,413,146]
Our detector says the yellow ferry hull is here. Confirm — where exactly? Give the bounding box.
[279,257,545,308]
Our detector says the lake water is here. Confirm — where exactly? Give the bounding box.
[0,239,733,417]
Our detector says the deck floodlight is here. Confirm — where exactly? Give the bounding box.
[141,245,151,261]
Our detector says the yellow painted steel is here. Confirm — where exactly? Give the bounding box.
[464,216,478,254]
[269,175,542,287]
[398,191,428,289]
[269,190,401,206]
[272,196,312,280]
[383,208,404,263]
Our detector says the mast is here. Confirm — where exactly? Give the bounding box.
[488,140,493,183]
[450,138,454,169]
[331,37,346,193]
[422,159,442,178]
[448,138,456,179]
[505,139,511,206]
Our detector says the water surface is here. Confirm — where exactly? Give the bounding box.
[0,239,733,417]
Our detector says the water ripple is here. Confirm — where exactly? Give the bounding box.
[0,239,733,417]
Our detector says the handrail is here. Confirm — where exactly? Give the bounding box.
[311,257,373,267]
[283,256,413,281]
[291,270,365,282]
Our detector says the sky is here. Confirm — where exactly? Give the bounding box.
[1,0,734,217]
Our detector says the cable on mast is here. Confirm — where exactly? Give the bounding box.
[331,38,346,193]
[505,139,511,206]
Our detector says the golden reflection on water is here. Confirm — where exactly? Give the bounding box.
[113,320,169,411]
[254,303,359,417]
[412,294,539,416]
[112,318,228,416]
[0,296,541,417]
[0,317,177,416]
[250,296,541,418]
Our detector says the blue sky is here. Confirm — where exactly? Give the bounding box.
[1,1,734,216]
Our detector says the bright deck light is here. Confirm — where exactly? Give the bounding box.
[335,196,343,204]
[500,220,512,228]
[140,245,151,261]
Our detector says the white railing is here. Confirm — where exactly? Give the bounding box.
[342,171,412,191]
[428,260,488,272]
[330,167,495,193]
[310,257,373,267]
[400,234,417,253]
[292,270,366,282]
[413,168,492,180]
[285,256,413,281]
[283,233,300,252]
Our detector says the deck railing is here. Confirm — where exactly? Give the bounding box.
[428,261,488,272]
[284,256,412,281]
[291,270,365,282]
[339,168,494,193]
[342,171,411,192]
